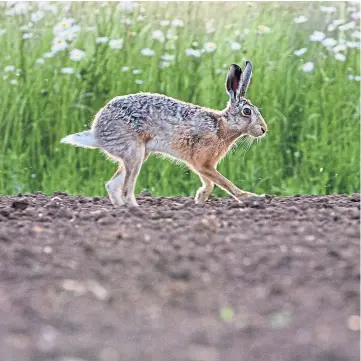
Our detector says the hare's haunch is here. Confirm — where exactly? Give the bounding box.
[61,61,268,207]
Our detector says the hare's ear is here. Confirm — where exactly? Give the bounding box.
[239,60,252,97]
[226,64,242,101]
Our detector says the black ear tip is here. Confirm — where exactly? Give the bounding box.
[230,63,241,69]
[245,60,252,67]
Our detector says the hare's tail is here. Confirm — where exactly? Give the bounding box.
[60,130,99,149]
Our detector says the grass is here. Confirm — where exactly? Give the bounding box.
[0,1,359,197]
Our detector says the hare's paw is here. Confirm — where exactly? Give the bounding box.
[195,190,208,204]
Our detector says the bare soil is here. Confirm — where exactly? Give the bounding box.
[0,193,359,361]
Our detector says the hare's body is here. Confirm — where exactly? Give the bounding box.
[61,62,268,207]
[94,93,233,165]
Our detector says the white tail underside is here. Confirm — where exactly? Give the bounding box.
[60,130,99,149]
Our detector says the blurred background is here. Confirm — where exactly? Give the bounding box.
[0,1,359,197]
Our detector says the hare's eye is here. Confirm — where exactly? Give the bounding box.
[242,107,252,116]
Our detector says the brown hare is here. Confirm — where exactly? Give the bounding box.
[61,61,267,207]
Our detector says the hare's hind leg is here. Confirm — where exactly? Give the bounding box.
[121,143,146,207]
[106,165,125,207]
[195,175,214,204]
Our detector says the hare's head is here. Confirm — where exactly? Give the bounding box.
[225,61,267,138]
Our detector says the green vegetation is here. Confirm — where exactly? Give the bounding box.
[0,1,359,197]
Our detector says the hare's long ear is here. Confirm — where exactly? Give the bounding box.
[226,64,242,101]
[239,60,252,97]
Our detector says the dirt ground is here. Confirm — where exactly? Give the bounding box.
[0,192,359,361]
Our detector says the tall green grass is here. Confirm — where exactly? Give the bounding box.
[0,1,359,197]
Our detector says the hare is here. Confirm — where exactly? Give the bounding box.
[61,61,267,207]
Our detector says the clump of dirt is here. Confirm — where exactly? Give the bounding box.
[0,193,359,361]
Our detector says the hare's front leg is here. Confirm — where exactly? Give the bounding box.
[195,175,214,204]
[195,165,256,202]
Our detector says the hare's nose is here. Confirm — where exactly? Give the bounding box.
[261,126,266,134]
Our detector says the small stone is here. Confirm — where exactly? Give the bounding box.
[347,315,360,331]
[61,279,87,295]
[57,208,73,219]
[99,347,120,361]
[11,200,28,211]
[52,191,68,196]
[36,325,58,352]
[43,246,52,254]
[0,209,10,217]
[86,280,110,301]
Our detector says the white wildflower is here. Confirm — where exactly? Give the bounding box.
[332,19,345,27]
[351,11,360,20]
[57,25,80,42]
[10,79,18,85]
[185,48,201,57]
[43,51,54,58]
[351,30,361,39]
[137,15,144,21]
[230,41,241,51]
[86,26,97,32]
[0,28,6,36]
[302,62,314,72]
[204,42,217,53]
[339,22,356,31]
[354,75,361,81]
[53,18,76,36]
[7,2,29,16]
[133,69,142,74]
[348,74,354,80]
[160,61,170,68]
[320,6,336,13]
[293,48,307,56]
[294,15,308,24]
[192,41,198,47]
[161,53,175,62]
[69,49,85,61]
[335,53,346,62]
[135,79,143,85]
[160,20,170,27]
[61,67,74,74]
[171,19,184,27]
[31,10,44,22]
[36,58,45,65]
[121,66,130,72]
[258,25,271,33]
[109,38,124,49]
[19,24,30,32]
[205,20,215,33]
[322,38,337,47]
[4,65,15,72]
[166,29,178,41]
[346,41,360,48]
[333,44,347,52]
[22,33,33,40]
[309,31,326,42]
[95,36,109,44]
[51,37,68,53]
[117,1,139,13]
[152,29,165,42]
[141,48,155,56]
[121,18,133,26]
